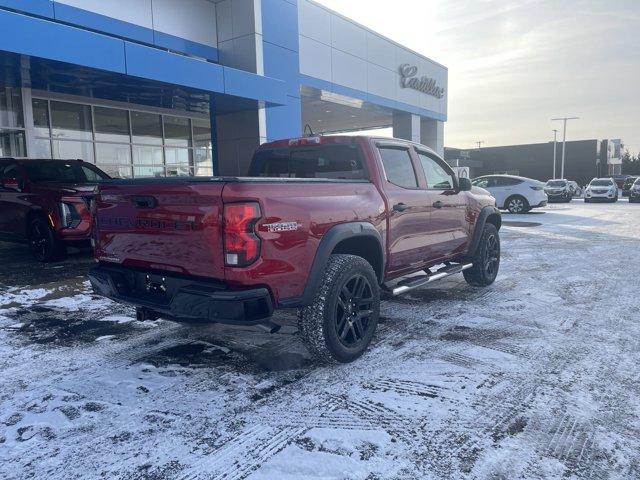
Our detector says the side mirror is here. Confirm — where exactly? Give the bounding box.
[458,177,472,191]
[1,178,21,192]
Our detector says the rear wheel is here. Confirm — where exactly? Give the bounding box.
[463,223,500,287]
[505,195,530,214]
[298,254,380,363]
[28,217,63,262]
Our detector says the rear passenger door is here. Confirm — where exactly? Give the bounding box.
[492,177,522,208]
[377,143,432,276]
[414,149,470,258]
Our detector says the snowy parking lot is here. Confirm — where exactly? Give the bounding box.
[1,201,639,479]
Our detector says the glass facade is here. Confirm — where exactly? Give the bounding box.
[31,98,213,178]
[0,87,26,157]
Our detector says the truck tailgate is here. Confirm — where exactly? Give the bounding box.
[94,181,225,279]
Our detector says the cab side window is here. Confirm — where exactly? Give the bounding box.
[378,147,418,189]
[416,152,455,189]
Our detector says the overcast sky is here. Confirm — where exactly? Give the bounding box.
[314,0,640,154]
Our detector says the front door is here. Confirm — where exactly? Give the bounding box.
[377,144,432,277]
[414,149,470,259]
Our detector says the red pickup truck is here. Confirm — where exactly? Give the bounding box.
[89,136,501,363]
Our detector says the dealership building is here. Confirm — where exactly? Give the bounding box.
[0,0,447,178]
[445,139,623,187]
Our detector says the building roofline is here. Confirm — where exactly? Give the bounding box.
[305,0,447,71]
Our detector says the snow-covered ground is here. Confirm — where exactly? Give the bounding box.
[1,201,639,479]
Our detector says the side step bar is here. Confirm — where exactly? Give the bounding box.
[390,263,473,296]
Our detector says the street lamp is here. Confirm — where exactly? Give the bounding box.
[552,129,558,179]
[551,117,579,179]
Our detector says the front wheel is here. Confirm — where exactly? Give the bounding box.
[298,254,380,363]
[505,195,530,214]
[28,217,63,262]
[463,223,500,287]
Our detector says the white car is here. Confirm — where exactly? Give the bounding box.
[471,175,548,214]
[584,178,619,203]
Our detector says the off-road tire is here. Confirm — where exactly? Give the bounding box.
[298,254,380,364]
[463,223,500,287]
[28,217,63,262]
[505,195,530,214]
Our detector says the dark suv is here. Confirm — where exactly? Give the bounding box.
[622,176,638,197]
[0,158,109,261]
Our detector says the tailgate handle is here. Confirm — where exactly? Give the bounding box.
[130,195,157,208]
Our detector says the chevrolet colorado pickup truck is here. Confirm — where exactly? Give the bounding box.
[89,136,501,363]
[0,158,109,261]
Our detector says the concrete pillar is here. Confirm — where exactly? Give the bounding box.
[214,0,265,175]
[213,0,301,175]
[392,112,420,143]
[420,118,444,157]
[215,110,261,176]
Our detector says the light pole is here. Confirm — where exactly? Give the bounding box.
[552,129,558,179]
[551,117,579,179]
[476,141,484,149]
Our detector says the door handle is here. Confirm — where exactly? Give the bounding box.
[432,200,443,209]
[393,202,409,212]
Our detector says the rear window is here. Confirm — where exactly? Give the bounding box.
[249,145,367,180]
[495,177,523,186]
[23,161,109,183]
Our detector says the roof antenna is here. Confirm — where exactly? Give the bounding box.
[303,124,315,137]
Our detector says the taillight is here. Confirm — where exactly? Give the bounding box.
[223,202,261,267]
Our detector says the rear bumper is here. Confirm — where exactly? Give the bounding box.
[88,264,273,324]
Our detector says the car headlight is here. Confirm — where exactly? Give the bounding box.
[60,202,81,228]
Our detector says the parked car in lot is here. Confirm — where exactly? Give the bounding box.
[89,136,502,364]
[629,178,640,203]
[544,179,574,203]
[585,178,619,202]
[0,158,109,261]
[471,174,547,213]
[609,174,630,189]
[622,176,638,197]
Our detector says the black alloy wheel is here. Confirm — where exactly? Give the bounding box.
[298,254,380,363]
[335,274,375,348]
[28,217,61,262]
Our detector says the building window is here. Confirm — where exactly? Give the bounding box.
[0,87,26,157]
[31,97,213,178]
[51,101,93,141]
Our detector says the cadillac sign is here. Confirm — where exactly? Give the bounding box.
[399,64,445,99]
